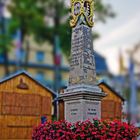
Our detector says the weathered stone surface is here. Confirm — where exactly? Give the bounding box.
[65,100,83,123]
[59,25,106,123]
[65,99,101,123]
[59,84,105,122]
[69,25,96,85]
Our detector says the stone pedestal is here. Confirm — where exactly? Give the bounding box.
[65,100,101,123]
[59,84,105,123]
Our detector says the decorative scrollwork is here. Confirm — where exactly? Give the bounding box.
[70,0,94,28]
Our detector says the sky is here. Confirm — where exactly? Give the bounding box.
[94,0,140,75]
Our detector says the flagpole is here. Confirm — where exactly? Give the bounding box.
[128,56,137,125]
[15,29,22,71]
[53,35,62,120]
[53,35,62,92]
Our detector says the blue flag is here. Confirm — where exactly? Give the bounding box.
[129,58,137,125]
[13,29,22,68]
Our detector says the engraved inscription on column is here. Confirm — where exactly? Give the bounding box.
[65,100,101,123]
[70,26,83,68]
[65,101,83,123]
[84,101,101,120]
[69,25,96,85]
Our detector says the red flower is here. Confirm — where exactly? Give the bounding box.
[32,119,139,140]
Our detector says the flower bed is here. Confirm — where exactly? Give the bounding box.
[32,119,139,140]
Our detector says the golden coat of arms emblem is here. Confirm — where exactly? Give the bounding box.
[70,0,94,27]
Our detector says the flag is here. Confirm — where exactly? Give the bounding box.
[54,36,62,66]
[119,50,125,75]
[53,35,62,91]
[129,58,137,125]
[13,29,22,66]
[0,2,4,17]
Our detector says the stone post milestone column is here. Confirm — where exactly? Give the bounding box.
[59,0,105,123]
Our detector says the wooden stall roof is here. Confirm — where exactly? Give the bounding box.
[98,81,125,102]
[0,70,57,97]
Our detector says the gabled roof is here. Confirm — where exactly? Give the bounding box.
[98,81,125,101]
[0,70,57,97]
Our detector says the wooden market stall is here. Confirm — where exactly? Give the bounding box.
[98,81,125,120]
[0,70,56,139]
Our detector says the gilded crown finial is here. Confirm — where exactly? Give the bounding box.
[70,0,94,28]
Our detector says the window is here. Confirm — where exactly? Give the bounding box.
[21,49,26,62]
[35,71,45,81]
[0,53,4,62]
[36,51,45,62]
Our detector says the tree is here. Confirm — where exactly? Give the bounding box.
[0,1,12,76]
[8,0,48,41]
[7,0,115,92]
[7,0,48,69]
[0,18,11,75]
[39,0,115,92]
[95,0,115,23]
[8,0,115,60]
[42,0,115,56]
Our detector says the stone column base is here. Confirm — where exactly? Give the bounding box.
[59,84,106,123]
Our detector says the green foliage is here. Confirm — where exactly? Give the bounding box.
[8,0,47,41]
[0,34,11,53]
[0,18,13,54]
[8,0,115,57]
[95,0,115,23]
[58,21,71,57]
[93,119,99,127]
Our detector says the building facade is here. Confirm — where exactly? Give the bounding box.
[0,36,70,91]
[0,35,109,92]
